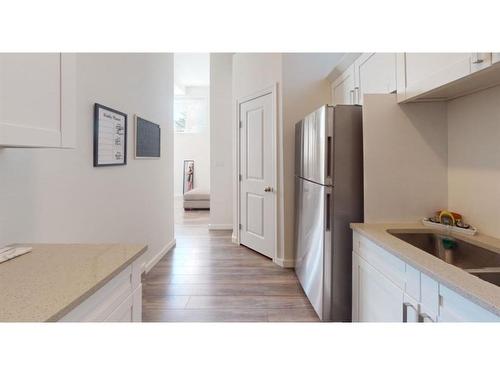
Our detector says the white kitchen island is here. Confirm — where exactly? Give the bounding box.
[0,243,147,322]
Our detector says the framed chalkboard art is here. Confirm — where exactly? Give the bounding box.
[135,115,161,159]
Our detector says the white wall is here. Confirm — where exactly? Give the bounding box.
[173,86,210,196]
[0,53,174,270]
[362,94,448,222]
[448,85,500,238]
[209,53,233,229]
[362,86,500,238]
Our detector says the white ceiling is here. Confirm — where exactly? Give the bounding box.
[174,53,210,88]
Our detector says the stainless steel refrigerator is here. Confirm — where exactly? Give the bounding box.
[294,105,363,321]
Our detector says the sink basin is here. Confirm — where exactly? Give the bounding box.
[468,270,500,287]
[388,231,500,287]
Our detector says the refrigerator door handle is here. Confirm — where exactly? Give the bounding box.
[325,192,331,231]
[326,136,332,178]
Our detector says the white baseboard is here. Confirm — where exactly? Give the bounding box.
[144,239,176,274]
[274,257,295,268]
[208,224,233,231]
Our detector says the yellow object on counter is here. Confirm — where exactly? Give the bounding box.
[436,210,462,226]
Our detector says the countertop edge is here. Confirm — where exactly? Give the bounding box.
[45,244,148,322]
[350,223,500,317]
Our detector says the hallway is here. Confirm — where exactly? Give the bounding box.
[142,200,319,322]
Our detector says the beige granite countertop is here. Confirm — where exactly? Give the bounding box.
[350,222,500,316]
[0,243,147,322]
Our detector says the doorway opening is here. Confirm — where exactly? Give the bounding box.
[141,58,316,322]
[173,53,211,230]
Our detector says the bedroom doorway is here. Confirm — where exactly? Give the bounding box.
[173,53,211,219]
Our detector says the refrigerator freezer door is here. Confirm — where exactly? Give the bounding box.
[294,105,333,185]
[294,177,332,320]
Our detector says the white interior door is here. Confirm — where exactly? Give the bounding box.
[239,92,275,258]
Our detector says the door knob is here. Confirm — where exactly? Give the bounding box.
[264,186,273,192]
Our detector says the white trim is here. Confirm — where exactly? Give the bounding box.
[274,81,285,266]
[274,258,295,268]
[143,239,176,274]
[208,224,233,231]
[235,83,279,262]
[231,232,238,244]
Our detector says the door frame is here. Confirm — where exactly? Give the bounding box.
[234,83,279,262]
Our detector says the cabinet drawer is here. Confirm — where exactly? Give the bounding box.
[405,264,420,301]
[59,265,133,322]
[355,235,405,289]
[104,283,143,322]
[106,294,133,322]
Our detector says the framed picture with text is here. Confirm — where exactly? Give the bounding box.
[93,103,127,167]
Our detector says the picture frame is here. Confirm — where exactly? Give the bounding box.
[93,103,127,167]
[134,115,161,159]
[183,160,195,194]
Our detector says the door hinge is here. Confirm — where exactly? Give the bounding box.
[239,174,242,181]
[239,120,242,128]
[239,224,242,230]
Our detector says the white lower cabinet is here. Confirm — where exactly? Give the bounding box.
[59,259,142,322]
[353,253,404,322]
[352,232,499,322]
[438,285,498,322]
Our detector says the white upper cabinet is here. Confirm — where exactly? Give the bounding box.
[331,65,355,105]
[353,53,397,105]
[0,53,76,148]
[330,52,500,106]
[396,53,494,102]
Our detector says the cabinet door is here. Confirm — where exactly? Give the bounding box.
[419,272,439,322]
[354,53,396,105]
[331,65,355,105]
[396,53,490,102]
[353,253,404,322]
[0,53,76,148]
[492,53,500,64]
[438,285,499,322]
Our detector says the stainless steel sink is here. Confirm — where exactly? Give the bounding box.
[468,270,500,286]
[388,231,500,287]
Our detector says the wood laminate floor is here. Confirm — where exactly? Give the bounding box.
[142,199,319,322]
